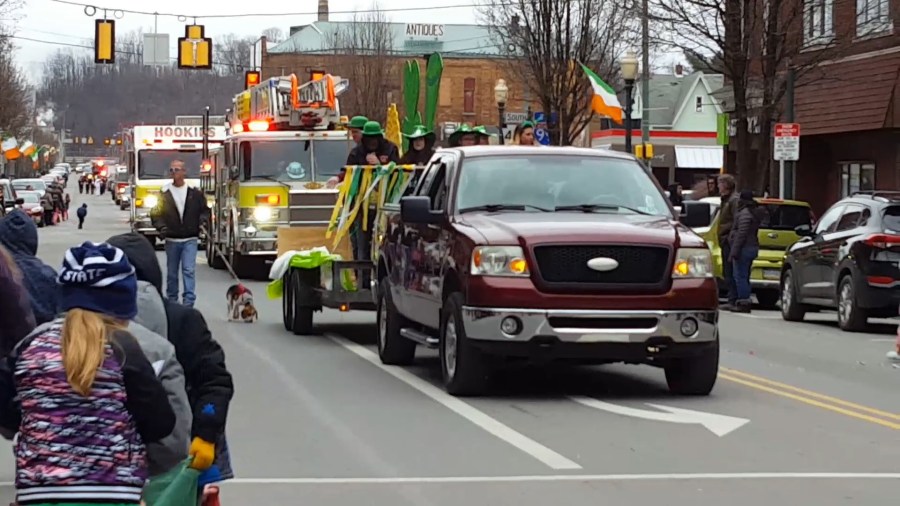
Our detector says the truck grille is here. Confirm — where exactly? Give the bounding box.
[532,245,670,288]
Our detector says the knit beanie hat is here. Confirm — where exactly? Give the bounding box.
[58,241,138,320]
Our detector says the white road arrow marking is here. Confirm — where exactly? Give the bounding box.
[570,396,750,437]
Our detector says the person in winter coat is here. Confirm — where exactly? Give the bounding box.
[716,174,739,309]
[127,299,192,477]
[448,123,477,147]
[667,183,684,208]
[399,125,436,166]
[77,202,88,229]
[106,232,234,486]
[512,121,536,146]
[0,244,36,357]
[728,190,765,313]
[0,241,175,505]
[63,193,71,220]
[0,210,60,324]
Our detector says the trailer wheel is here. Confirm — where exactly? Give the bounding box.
[282,270,294,332]
[291,268,316,335]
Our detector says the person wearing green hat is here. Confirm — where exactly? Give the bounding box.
[344,120,399,288]
[399,125,436,165]
[448,124,477,147]
[472,125,497,145]
[346,115,369,145]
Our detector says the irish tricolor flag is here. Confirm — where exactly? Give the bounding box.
[581,63,623,124]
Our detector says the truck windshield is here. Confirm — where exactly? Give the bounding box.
[313,139,352,179]
[243,140,313,182]
[138,150,203,179]
[456,155,672,216]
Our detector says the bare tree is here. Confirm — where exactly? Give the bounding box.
[215,34,254,75]
[261,27,285,44]
[324,2,397,123]
[38,29,243,140]
[0,30,29,137]
[651,0,848,190]
[480,0,636,145]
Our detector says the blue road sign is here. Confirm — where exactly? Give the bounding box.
[534,128,550,145]
[534,111,546,123]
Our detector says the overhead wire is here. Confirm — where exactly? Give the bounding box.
[47,0,497,19]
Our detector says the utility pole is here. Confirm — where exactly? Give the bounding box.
[641,0,651,170]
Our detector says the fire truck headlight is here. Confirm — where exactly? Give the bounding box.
[253,207,273,222]
[143,195,158,209]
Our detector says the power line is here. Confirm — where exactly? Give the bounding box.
[48,0,493,20]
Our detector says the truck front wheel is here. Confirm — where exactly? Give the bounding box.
[664,339,719,396]
[440,292,488,396]
[291,268,316,335]
[376,281,415,365]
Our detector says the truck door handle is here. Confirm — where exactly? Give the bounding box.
[767,232,777,239]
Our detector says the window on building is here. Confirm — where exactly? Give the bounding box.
[695,96,703,112]
[804,0,834,45]
[856,0,891,36]
[840,162,875,197]
[463,77,475,115]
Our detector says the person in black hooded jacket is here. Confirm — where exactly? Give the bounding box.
[106,232,234,485]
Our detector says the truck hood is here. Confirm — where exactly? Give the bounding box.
[458,211,704,248]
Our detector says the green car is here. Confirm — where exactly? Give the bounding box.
[690,197,814,309]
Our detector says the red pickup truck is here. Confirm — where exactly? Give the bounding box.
[375,146,720,396]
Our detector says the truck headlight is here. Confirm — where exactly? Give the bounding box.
[253,207,273,221]
[471,246,529,277]
[143,195,158,208]
[672,248,713,278]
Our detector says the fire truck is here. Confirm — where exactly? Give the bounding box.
[205,73,352,277]
[127,121,227,245]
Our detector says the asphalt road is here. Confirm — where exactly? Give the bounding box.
[0,186,898,505]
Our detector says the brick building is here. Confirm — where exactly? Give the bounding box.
[793,0,899,214]
[260,1,537,140]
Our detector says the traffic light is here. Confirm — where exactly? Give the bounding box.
[104,138,110,145]
[244,70,261,89]
[634,143,654,160]
[178,25,212,69]
[94,19,115,64]
[87,137,94,144]
[116,138,122,145]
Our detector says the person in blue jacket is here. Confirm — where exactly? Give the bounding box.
[0,209,59,324]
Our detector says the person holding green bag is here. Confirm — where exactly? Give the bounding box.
[0,241,176,505]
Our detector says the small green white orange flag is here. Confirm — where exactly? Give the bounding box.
[580,63,623,124]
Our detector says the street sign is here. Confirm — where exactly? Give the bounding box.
[534,128,550,145]
[501,127,514,143]
[504,112,527,124]
[533,111,546,123]
[773,123,800,161]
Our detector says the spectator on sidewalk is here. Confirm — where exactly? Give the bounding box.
[0,210,59,324]
[728,190,765,313]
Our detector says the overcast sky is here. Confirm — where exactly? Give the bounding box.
[10,0,479,81]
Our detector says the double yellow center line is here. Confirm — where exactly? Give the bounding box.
[719,367,900,430]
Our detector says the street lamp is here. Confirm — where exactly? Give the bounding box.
[494,78,509,145]
[620,50,639,155]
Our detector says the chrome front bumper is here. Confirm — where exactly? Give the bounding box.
[460,307,718,344]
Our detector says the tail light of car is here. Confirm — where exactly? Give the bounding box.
[863,234,900,249]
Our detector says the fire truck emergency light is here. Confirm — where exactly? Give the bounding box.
[245,71,261,89]
[94,19,115,64]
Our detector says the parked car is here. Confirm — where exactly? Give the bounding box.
[376,146,720,396]
[689,196,813,308]
[15,190,44,227]
[12,178,47,197]
[119,184,132,210]
[781,191,900,331]
[0,179,17,215]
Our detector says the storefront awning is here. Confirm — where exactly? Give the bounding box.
[675,146,723,169]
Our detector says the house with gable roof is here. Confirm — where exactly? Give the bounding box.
[592,64,725,187]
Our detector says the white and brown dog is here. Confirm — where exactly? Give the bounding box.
[227,283,258,322]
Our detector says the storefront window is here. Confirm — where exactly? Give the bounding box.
[840,162,875,197]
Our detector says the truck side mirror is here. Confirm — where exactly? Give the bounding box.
[400,196,441,224]
[229,166,240,181]
[679,201,712,228]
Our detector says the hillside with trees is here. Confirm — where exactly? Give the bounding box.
[38,29,275,139]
